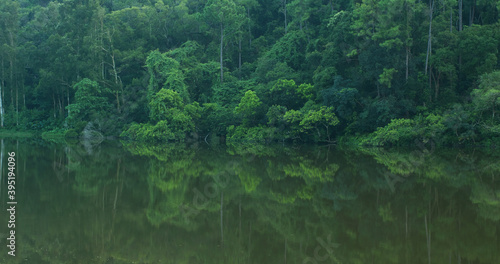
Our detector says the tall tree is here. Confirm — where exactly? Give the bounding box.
[0,0,19,126]
[203,0,245,83]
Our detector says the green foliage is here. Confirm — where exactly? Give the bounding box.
[378,68,397,88]
[269,79,307,110]
[146,50,190,102]
[459,25,499,84]
[234,90,263,126]
[3,0,500,145]
[266,105,287,127]
[148,88,184,122]
[66,78,111,131]
[472,70,500,121]
[227,125,274,143]
[362,113,446,146]
[300,106,339,142]
[198,103,234,137]
[321,76,360,121]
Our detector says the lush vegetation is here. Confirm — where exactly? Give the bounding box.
[0,0,499,145]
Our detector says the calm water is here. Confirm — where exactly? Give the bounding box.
[0,139,499,263]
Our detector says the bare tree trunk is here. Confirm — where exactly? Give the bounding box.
[435,71,440,100]
[22,84,25,110]
[220,23,224,83]
[0,84,4,127]
[459,0,463,31]
[450,7,453,32]
[67,86,70,117]
[2,58,4,118]
[468,0,476,26]
[239,37,242,80]
[53,92,56,118]
[9,57,13,108]
[15,72,18,126]
[425,0,434,75]
[105,30,121,113]
[429,65,432,102]
[406,47,409,81]
[405,1,410,81]
[247,7,252,47]
[58,95,62,119]
[0,140,3,197]
[283,0,288,34]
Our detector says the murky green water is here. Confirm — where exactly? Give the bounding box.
[1,139,499,263]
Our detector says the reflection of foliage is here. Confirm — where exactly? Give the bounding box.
[361,147,418,176]
[378,203,395,222]
[471,183,500,221]
[283,161,338,183]
[10,139,500,264]
[238,169,262,193]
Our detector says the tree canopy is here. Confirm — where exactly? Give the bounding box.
[0,0,499,145]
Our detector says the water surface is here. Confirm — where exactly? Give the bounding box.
[1,139,499,263]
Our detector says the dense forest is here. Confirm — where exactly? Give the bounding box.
[0,0,499,145]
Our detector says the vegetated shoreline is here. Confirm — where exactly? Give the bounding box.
[1,1,499,151]
[2,127,499,149]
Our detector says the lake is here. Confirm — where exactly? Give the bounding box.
[1,138,499,263]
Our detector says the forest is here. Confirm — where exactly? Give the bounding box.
[0,0,499,145]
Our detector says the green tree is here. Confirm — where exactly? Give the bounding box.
[235,90,262,126]
[300,106,339,142]
[471,71,500,120]
[203,0,245,83]
[66,78,111,132]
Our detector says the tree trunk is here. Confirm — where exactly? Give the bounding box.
[283,0,287,34]
[450,7,453,32]
[0,84,4,127]
[434,71,440,100]
[239,37,242,80]
[429,65,432,102]
[247,7,252,47]
[405,0,410,81]
[220,23,224,83]
[406,47,409,81]
[107,30,121,113]
[53,92,56,118]
[10,57,13,108]
[469,6,472,26]
[471,0,475,25]
[425,0,434,75]
[67,86,70,117]
[2,58,4,115]
[58,95,62,118]
[15,77,18,126]
[459,0,463,31]
[0,140,3,195]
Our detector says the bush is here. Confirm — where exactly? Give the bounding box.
[361,113,446,146]
[226,125,277,143]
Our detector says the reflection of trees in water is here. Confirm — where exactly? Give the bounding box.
[7,141,500,264]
